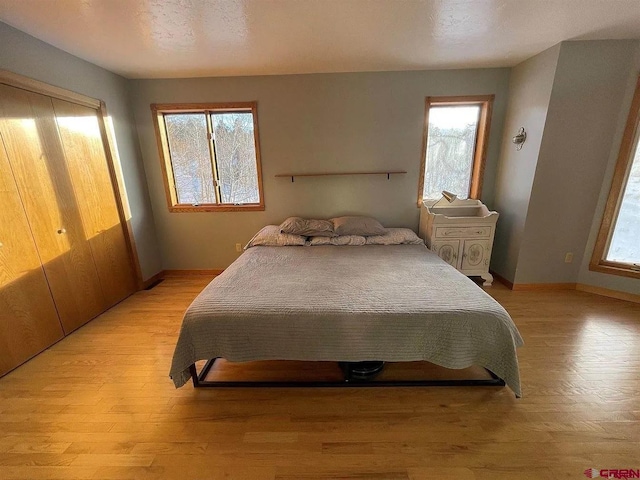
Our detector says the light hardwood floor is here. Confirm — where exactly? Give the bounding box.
[0,276,639,479]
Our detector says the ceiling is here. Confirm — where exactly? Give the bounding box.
[1,0,639,79]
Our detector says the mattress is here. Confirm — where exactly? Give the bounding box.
[169,244,524,396]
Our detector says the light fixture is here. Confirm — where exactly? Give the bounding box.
[512,127,526,150]
[430,190,458,208]
[441,190,457,203]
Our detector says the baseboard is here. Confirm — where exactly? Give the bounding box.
[141,271,164,290]
[490,269,639,303]
[162,269,224,277]
[511,283,577,291]
[490,270,514,289]
[140,269,223,290]
[152,269,639,303]
[490,271,578,291]
[576,283,640,304]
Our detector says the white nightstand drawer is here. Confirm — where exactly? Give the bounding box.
[435,226,491,239]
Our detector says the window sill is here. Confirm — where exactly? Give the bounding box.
[168,204,265,213]
[589,261,640,280]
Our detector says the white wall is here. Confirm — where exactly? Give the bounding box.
[491,45,560,283]
[0,22,162,281]
[130,69,510,270]
[516,40,639,285]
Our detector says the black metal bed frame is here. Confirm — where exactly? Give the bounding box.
[189,358,506,389]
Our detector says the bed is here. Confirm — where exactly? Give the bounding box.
[169,242,524,396]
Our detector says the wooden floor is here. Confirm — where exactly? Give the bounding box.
[1,276,639,480]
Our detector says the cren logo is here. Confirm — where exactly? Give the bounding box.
[585,469,640,479]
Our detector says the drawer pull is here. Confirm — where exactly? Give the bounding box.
[436,226,491,238]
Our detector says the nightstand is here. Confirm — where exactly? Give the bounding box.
[418,198,499,286]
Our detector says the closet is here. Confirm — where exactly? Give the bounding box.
[0,78,137,377]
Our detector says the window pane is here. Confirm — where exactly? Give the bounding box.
[606,133,640,264]
[211,112,259,204]
[423,105,480,200]
[164,113,216,204]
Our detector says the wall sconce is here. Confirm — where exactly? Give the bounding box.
[512,127,526,150]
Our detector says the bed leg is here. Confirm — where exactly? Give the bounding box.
[486,369,506,386]
[190,359,218,388]
[189,364,200,388]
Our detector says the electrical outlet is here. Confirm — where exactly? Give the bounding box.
[564,252,573,264]
[235,243,242,253]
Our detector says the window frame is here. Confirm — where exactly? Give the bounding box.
[590,76,640,279]
[151,102,265,212]
[417,95,494,207]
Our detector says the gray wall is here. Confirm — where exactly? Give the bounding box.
[130,69,510,270]
[578,43,640,295]
[491,45,560,283]
[0,22,162,280]
[516,40,640,285]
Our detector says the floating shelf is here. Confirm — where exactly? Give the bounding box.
[275,170,407,182]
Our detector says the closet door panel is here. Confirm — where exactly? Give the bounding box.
[52,99,136,307]
[0,137,64,376]
[0,84,106,334]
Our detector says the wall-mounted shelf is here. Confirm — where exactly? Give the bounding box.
[275,170,407,182]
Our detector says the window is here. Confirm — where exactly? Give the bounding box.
[152,102,264,212]
[590,77,640,279]
[418,96,493,205]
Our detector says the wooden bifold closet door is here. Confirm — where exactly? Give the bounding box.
[0,84,106,334]
[0,132,64,376]
[0,82,136,375]
[51,98,136,308]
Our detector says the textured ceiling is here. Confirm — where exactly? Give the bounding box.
[1,0,639,79]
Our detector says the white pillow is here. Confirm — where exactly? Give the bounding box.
[309,235,367,246]
[365,228,424,245]
[245,225,307,249]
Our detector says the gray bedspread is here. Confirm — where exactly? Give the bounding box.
[169,244,524,396]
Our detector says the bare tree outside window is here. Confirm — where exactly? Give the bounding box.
[164,114,216,205]
[211,112,259,204]
[418,96,493,206]
[152,102,264,212]
[423,106,480,200]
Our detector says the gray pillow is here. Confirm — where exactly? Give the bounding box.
[280,217,336,237]
[309,235,367,246]
[330,216,386,236]
[245,225,307,249]
[365,228,424,245]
